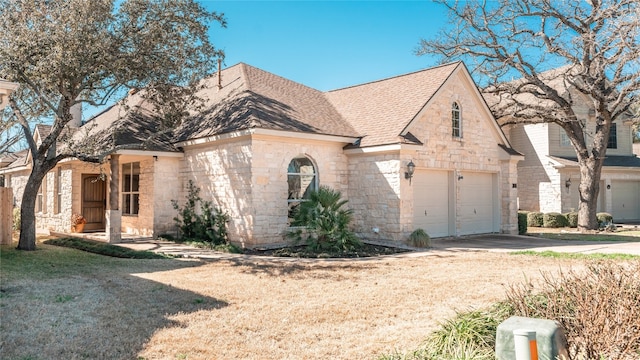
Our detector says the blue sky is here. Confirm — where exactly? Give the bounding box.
[203,1,448,91]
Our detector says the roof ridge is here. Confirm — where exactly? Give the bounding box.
[326,61,462,93]
[238,62,253,90]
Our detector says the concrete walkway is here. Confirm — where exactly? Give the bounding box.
[430,234,640,256]
[113,233,640,260]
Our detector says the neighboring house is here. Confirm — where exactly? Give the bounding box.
[0,78,19,109]
[0,78,20,189]
[0,62,522,247]
[490,70,640,222]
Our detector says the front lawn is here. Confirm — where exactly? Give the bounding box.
[1,238,591,360]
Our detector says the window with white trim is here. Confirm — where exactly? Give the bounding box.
[287,157,317,224]
[452,102,462,138]
[122,162,140,215]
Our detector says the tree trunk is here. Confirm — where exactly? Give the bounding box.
[577,157,602,231]
[17,168,46,251]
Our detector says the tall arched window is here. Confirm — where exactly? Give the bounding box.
[287,156,317,223]
[452,102,462,138]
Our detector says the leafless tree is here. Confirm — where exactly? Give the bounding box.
[0,0,225,250]
[418,0,640,230]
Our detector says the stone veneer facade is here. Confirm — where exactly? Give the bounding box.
[178,134,350,247]
[346,70,520,241]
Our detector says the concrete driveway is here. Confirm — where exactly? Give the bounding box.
[431,234,640,256]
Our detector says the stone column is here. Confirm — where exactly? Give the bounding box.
[106,154,121,243]
[500,159,520,235]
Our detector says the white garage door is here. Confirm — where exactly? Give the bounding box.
[612,181,640,221]
[459,172,497,235]
[413,170,451,237]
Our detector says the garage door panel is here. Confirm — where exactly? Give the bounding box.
[460,172,495,235]
[612,181,640,221]
[413,170,450,237]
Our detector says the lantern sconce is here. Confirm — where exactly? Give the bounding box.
[565,178,572,189]
[607,184,611,190]
[457,175,464,181]
[405,160,415,184]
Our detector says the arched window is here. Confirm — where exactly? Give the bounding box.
[452,102,461,138]
[287,156,317,223]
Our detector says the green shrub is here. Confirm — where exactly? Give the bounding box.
[12,207,20,231]
[288,186,362,252]
[596,212,613,227]
[172,180,230,245]
[526,212,544,227]
[564,211,578,228]
[543,212,568,228]
[408,229,431,248]
[517,211,528,235]
[386,303,512,360]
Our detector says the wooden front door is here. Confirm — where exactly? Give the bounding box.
[82,174,106,231]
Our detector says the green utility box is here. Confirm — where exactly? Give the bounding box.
[495,316,569,360]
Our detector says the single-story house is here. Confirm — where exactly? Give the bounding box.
[1,61,523,247]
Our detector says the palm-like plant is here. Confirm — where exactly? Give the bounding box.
[288,186,362,252]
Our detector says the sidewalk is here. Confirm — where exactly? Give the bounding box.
[113,233,640,260]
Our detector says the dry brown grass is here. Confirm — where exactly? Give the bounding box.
[1,241,590,360]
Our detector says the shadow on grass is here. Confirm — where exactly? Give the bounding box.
[0,242,228,360]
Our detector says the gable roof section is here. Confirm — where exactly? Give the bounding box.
[174,63,360,142]
[325,62,461,148]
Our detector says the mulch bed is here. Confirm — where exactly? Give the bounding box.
[243,243,411,258]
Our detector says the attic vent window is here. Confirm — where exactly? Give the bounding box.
[452,102,462,138]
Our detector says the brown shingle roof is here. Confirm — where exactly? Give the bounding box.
[174,63,359,142]
[85,61,506,152]
[549,155,640,168]
[0,149,29,170]
[77,91,178,153]
[325,62,461,147]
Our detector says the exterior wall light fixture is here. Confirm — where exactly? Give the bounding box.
[458,175,464,181]
[565,178,571,188]
[405,160,415,184]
